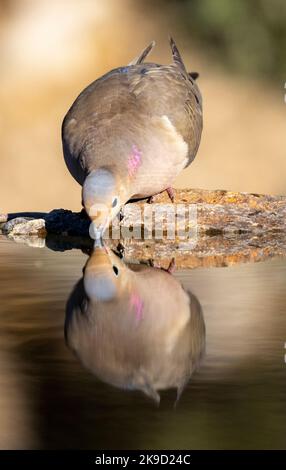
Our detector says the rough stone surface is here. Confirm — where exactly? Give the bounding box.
[1,188,286,269]
[107,233,286,269]
[2,218,46,237]
[44,209,90,236]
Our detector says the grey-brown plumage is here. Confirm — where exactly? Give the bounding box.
[62,37,203,234]
[65,246,205,404]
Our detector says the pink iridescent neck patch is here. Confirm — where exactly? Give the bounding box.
[130,292,144,325]
[128,145,142,177]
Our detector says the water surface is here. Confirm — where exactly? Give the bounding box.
[0,236,285,449]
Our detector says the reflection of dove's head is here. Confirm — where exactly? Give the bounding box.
[83,244,129,302]
[65,253,205,405]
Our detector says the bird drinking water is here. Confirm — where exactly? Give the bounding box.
[62,37,203,239]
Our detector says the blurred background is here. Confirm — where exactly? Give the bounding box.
[1,0,286,212]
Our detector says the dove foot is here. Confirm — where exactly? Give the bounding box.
[147,257,176,274]
[166,186,175,202]
[147,195,157,204]
[166,257,176,274]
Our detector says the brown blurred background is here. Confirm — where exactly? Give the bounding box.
[1,0,285,213]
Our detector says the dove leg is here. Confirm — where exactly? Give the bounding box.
[166,186,175,202]
[147,257,176,274]
[166,257,176,274]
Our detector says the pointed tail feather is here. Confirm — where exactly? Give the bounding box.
[169,35,187,73]
[129,40,155,66]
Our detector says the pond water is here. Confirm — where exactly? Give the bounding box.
[0,235,285,449]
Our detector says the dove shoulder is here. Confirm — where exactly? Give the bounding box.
[62,37,202,179]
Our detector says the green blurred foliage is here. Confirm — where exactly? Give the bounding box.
[156,0,286,81]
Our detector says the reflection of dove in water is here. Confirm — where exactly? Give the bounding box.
[62,37,203,238]
[65,246,205,404]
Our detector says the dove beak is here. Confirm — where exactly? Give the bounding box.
[93,231,104,248]
[89,219,109,242]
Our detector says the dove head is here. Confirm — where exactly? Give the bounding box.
[82,168,128,239]
[66,246,206,406]
[83,244,128,302]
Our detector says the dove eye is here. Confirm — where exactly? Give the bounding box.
[113,265,119,276]
[112,197,118,208]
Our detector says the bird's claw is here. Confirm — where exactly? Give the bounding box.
[166,257,176,274]
[166,187,175,203]
[147,257,175,273]
[147,195,156,204]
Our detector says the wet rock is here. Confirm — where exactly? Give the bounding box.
[6,234,46,248]
[107,232,286,270]
[2,189,286,237]
[2,188,286,269]
[2,218,46,236]
[45,209,90,236]
[45,233,93,252]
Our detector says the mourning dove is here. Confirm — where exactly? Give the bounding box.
[62,37,203,238]
[65,245,205,404]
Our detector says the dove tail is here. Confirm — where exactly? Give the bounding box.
[169,36,187,73]
[129,40,155,66]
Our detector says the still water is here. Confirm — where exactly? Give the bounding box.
[0,236,285,449]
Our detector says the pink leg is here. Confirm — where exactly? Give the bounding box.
[166,186,175,202]
[148,258,176,274]
[166,257,176,274]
